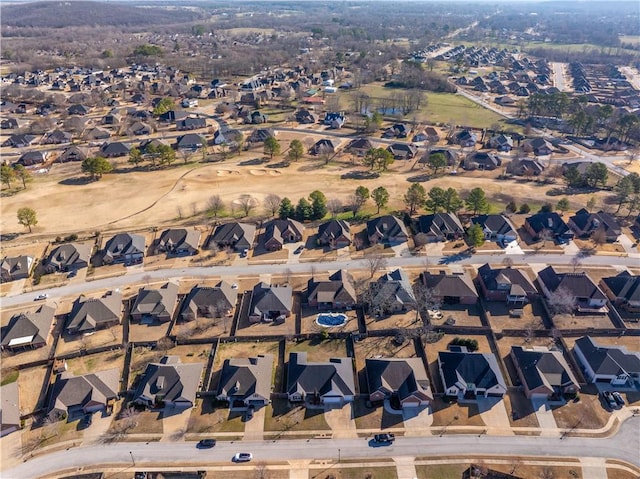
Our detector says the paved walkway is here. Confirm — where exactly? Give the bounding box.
[618,233,640,258]
[288,460,311,479]
[580,457,608,479]
[531,399,560,437]
[393,456,417,479]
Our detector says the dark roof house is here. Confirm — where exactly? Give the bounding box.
[573,336,640,386]
[216,354,274,408]
[1,255,33,282]
[537,266,608,314]
[209,222,256,252]
[180,282,237,321]
[367,215,409,245]
[317,219,351,249]
[130,282,179,324]
[155,228,201,256]
[366,358,433,408]
[476,264,537,304]
[417,213,464,242]
[248,282,292,323]
[44,243,92,273]
[1,304,55,351]
[307,270,357,311]
[438,348,507,400]
[421,271,478,305]
[102,233,145,265]
[568,209,621,242]
[133,356,204,409]
[48,368,119,420]
[66,291,122,335]
[599,272,640,314]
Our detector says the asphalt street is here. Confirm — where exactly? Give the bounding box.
[2,252,638,308]
[4,416,639,479]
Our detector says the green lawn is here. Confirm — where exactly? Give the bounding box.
[1,369,19,386]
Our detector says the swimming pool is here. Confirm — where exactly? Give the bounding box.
[316,312,348,327]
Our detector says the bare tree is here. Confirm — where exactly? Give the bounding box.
[570,256,582,273]
[264,194,282,217]
[502,256,515,268]
[207,194,225,219]
[539,467,554,479]
[237,195,256,217]
[547,287,576,317]
[327,198,343,218]
[364,253,388,279]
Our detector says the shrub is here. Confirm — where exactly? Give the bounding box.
[519,203,531,214]
[449,337,479,351]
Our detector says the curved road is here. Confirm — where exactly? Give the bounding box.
[2,252,638,308]
[4,417,639,479]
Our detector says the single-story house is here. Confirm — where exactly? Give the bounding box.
[42,129,73,145]
[537,266,608,314]
[307,269,357,311]
[417,213,464,242]
[102,233,145,265]
[421,271,478,305]
[1,255,33,282]
[130,282,179,324]
[452,130,477,147]
[209,222,256,252]
[16,150,49,166]
[506,158,545,176]
[176,117,206,131]
[599,272,640,314]
[48,368,119,420]
[309,138,336,155]
[263,219,304,251]
[154,228,201,256]
[66,291,122,335]
[286,352,355,407]
[100,142,130,158]
[523,137,553,156]
[438,347,507,400]
[1,304,55,351]
[488,134,513,152]
[1,382,21,437]
[57,145,89,163]
[44,243,92,273]
[568,209,621,242]
[511,345,580,400]
[367,215,409,246]
[216,354,274,409]
[369,269,416,315]
[476,264,537,304]
[180,281,237,321]
[573,336,640,386]
[317,219,351,249]
[2,134,37,148]
[248,282,292,323]
[524,212,574,244]
[175,133,205,150]
[345,138,375,157]
[366,357,433,408]
[133,356,204,409]
[470,214,517,244]
[464,151,502,170]
[387,143,418,160]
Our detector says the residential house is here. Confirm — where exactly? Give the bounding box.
[414,126,439,143]
[100,142,130,158]
[309,138,336,155]
[387,143,418,160]
[247,128,275,144]
[452,130,477,147]
[175,133,205,150]
[524,212,574,244]
[506,158,545,177]
[1,382,20,437]
[286,352,355,407]
[66,291,122,335]
[295,109,318,124]
[126,122,152,136]
[16,151,49,166]
[417,213,464,242]
[216,354,274,409]
[102,233,145,265]
[568,209,621,242]
[42,129,73,145]
[369,269,416,315]
[418,149,458,167]
[599,272,640,314]
[67,104,90,116]
[317,219,351,249]
[248,282,292,323]
[464,151,502,170]
[130,282,179,324]
[366,358,433,408]
[133,356,204,409]
[155,228,201,256]
[495,95,516,106]
[158,110,188,122]
[1,305,55,351]
[57,145,89,163]
[2,134,36,148]
[471,214,517,244]
[488,134,514,152]
[48,368,119,420]
[421,271,478,305]
[367,215,409,246]
[510,346,580,400]
[101,112,121,125]
[0,118,27,130]
[213,128,241,146]
[176,117,206,131]
[537,266,608,314]
[83,127,111,141]
[307,270,357,311]
[573,336,640,386]
[324,112,346,129]
[383,123,409,139]
[523,137,553,156]
[209,222,256,252]
[180,282,237,321]
[44,243,92,273]
[263,219,304,251]
[438,348,507,400]
[476,264,537,304]
[345,138,375,157]
[1,255,33,282]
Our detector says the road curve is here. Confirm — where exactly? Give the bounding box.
[4,416,639,479]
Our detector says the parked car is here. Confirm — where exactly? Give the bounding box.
[67,270,77,278]
[600,391,617,409]
[34,293,49,301]
[294,245,304,254]
[84,414,92,427]
[197,439,217,448]
[233,452,253,462]
[612,392,625,407]
[373,433,395,444]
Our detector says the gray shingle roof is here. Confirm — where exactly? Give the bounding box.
[439,351,506,391]
[366,357,432,402]
[134,356,204,406]
[250,282,292,316]
[131,282,179,320]
[217,354,273,402]
[181,282,237,320]
[67,291,122,334]
[1,305,55,349]
[511,346,579,393]
[286,352,355,398]
[574,336,640,377]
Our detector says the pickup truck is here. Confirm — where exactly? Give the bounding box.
[373,433,395,443]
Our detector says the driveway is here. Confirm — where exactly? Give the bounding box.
[324,403,357,439]
[83,411,114,444]
[393,457,418,479]
[562,241,580,255]
[531,398,560,437]
[243,407,265,441]
[159,407,191,441]
[477,398,513,435]
[402,405,433,436]
[505,241,524,255]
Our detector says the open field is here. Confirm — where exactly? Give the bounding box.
[17,366,49,414]
[285,338,348,362]
[64,349,125,376]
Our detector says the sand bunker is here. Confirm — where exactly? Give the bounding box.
[250,169,281,176]
[217,170,240,176]
[269,170,281,176]
[231,194,260,206]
